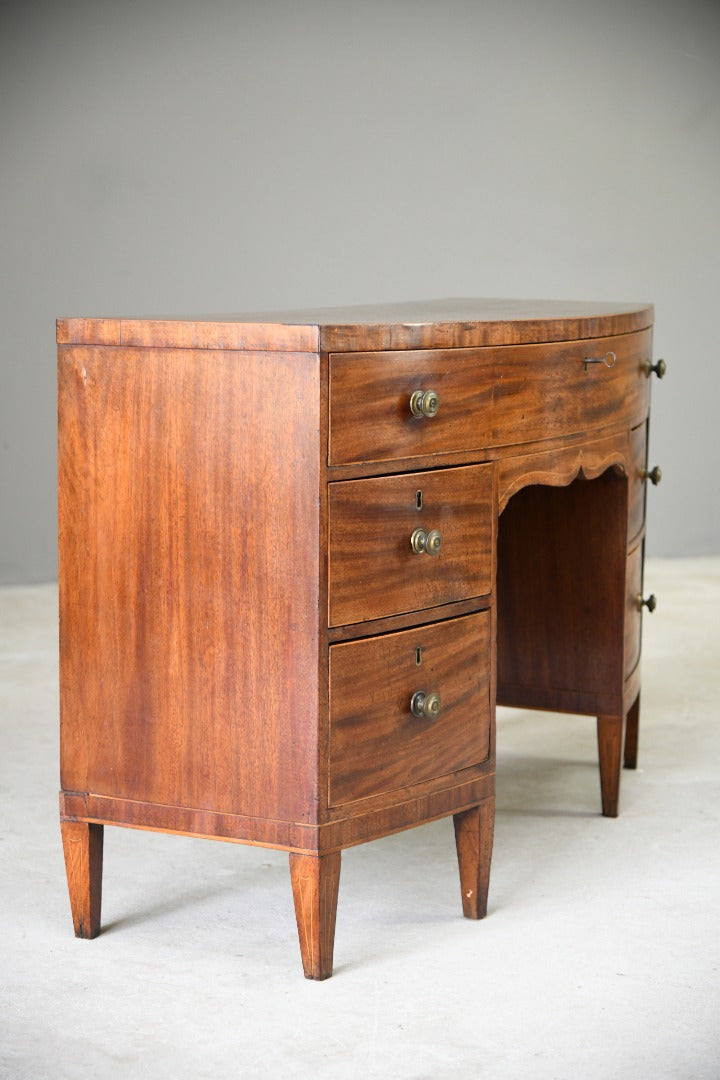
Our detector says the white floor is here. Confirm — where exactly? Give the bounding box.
[1,558,719,1079]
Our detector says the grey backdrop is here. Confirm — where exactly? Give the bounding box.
[2,0,719,584]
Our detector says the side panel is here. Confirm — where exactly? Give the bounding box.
[58,345,321,824]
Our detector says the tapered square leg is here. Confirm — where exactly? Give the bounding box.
[289,852,341,980]
[60,820,104,938]
[624,692,640,770]
[453,797,495,919]
[597,713,626,817]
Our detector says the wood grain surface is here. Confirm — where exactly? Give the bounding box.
[496,472,628,714]
[58,299,653,353]
[57,297,656,975]
[329,612,491,805]
[60,772,496,853]
[453,798,495,919]
[60,820,104,938]
[329,331,651,465]
[624,542,643,678]
[496,432,631,515]
[289,852,341,980]
[329,464,494,625]
[628,422,648,545]
[58,345,321,823]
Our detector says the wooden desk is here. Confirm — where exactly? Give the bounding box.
[57,298,663,978]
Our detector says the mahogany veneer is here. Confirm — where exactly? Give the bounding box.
[58,298,659,978]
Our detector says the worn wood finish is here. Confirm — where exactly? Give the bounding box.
[318,299,654,352]
[290,853,341,980]
[56,318,122,347]
[597,713,626,817]
[453,798,495,919]
[56,318,319,353]
[327,595,489,644]
[61,773,496,854]
[329,464,493,626]
[329,613,491,805]
[329,331,651,466]
[325,422,643,485]
[496,432,630,515]
[58,298,656,976]
[58,346,321,824]
[61,820,104,938]
[58,299,653,354]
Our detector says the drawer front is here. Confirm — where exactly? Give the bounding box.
[329,329,652,465]
[329,612,491,805]
[628,422,647,544]
[625,544,643,678]
[329,463,493,627]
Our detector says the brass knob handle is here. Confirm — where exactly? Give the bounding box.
[643,465,662,485]
[410,527,443,556]
[411,690,442,719]
[644,358,667,379]
[636,593,657,613]
[409,389,440,418]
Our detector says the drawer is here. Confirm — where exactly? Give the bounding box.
[329,329,652,465]
[328,463,493,627]
[628,422,647,544]
[329,612,491,805]
[625,544,643,678]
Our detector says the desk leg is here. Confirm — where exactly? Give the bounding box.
[597,714,628,818]
[61,820,104,938]
[289,852,341,980]
[624,692,640,770]
[453,797,495,919]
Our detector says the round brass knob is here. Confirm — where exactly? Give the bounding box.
[636,594,657,613]
[410,690,442,719]
[410,527,443,556]
[409,389,440,418]
[644,358,667,379]
[643,465,662,486]
[425,529,442,555]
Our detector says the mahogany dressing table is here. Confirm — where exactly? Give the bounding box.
[57,298,663,978]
